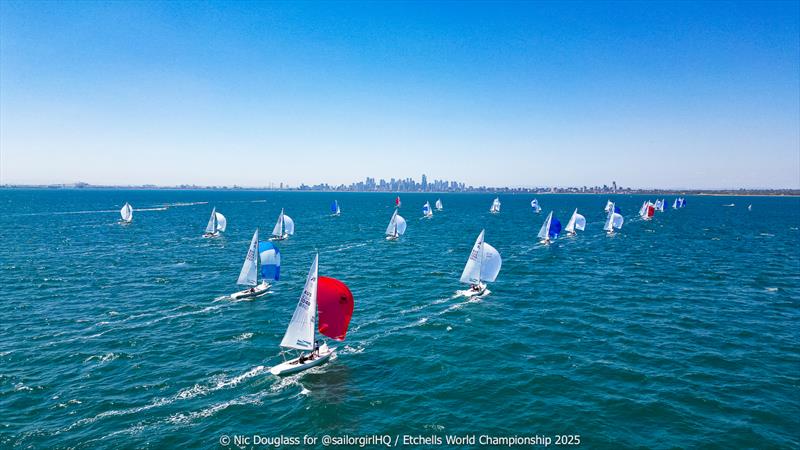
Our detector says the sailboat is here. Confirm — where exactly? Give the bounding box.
[604,200,614,212]
[459,230,502,297]
[331,200,341,216]
[119,202,133,224]
[231,229,281,299]
[395,196,402,208]
[603,203,624,235]
[489,197,501,214]
[748,204,752,211]
[270,254,354,376]
[531,199,541,214]
[435,199,443,211]
[422,201,433,219]
[564,208,586,236]
[385,209,407,240]
[202,207,227,238]
[639,201,655,220]
[654,199,665,212]
[537,211,562,244]
[270,208,295,240]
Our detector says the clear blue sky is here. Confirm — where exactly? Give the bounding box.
[1,1,798,189]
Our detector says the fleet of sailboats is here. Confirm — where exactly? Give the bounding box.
[120,202,133,224]
[270,254,354,376]
[459,230,502,297]
[111,194,698,377]
[385,209,407,240]
[564,208,586,236]
[270,208,295,241]
[231,229,281,299]
[489,197,501,214]
[422,201,433,218]
[202,207,227,238]
[537,211,561,244]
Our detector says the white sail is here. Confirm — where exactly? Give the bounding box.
[205,207,217,233]
[573,212,586,231]
[283,215,295,235]
[423,201,433,217]
[537,211,553,240]
[639,201,648,217]
[395,214,407,235]
[385,210,398,236]
[604,203,623,232]
[236,229,259,286]
[435,199,443,210]
[271,209,284,237]
[490,198,501,212]
[120,202,133,222]
[279,254,318,351]
[604,200,613,212]
[335,201,341,214]
[479,243,501,282]
[565,208,578,233]
[460,230,485,284]
[215,212,227,232]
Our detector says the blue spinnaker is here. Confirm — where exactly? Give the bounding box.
[549,218,562,239]
[258,241,281,281]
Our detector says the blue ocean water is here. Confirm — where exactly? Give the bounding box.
[1,190,798,448]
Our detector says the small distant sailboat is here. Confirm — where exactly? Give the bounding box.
[672,198,679,209]
[331,200,341,216]
[459,230,502,297]
[639,201,655,220]
[231,229,281,299]
[489,197,501,214]
[270,253,354,376]
[748,204,752,211]
[530,199,542,214]
[655,199,665,212]
[385,209,407,240]
[120,202,133,224]
[270,208,295,241]
[723,203,735,207]
[565,208,586,236]
[604,203,624,235]
[435,199,443,211]
[422,201,433,219]
[202,207,227,238]
[674,197,686,209]
[537,211,562,244]
[395,196,402,208]
[604,200,614,212]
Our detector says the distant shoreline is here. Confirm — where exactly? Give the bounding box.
[2,185,798,196]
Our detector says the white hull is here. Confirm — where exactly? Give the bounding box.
[566,231,576,237]
[270,233,289,241]
[203,231,221,238]
[231,281,271,300]
[459,283,487,297]
[119,220,132,225]
[270,346,335,376]
[539,239,551,245]
[386,235,399,240]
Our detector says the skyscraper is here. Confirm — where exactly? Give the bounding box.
[421,174,427,191]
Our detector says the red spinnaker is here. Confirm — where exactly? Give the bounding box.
[646,205,655,218]
[317,276,354,341]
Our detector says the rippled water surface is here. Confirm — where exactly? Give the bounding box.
[1,190,798,448]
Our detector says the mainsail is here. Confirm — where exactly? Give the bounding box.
[237,229,259,286]
[331,200,340,214]
[538,211,553,240]
[604,205,624,232]
[435,199,443,210]
[120,202,133,222]
[271,209,284,237]
[214,212,227,232]
[385,210,407,236]
[280,254,318,351]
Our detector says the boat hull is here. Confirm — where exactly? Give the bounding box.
[231,282,271,300]
[270,233,289,241]
[270,347,335,376]
[386,235,399,240]
[202,231,221,238]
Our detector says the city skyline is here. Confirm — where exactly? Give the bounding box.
[1,1,798,189]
